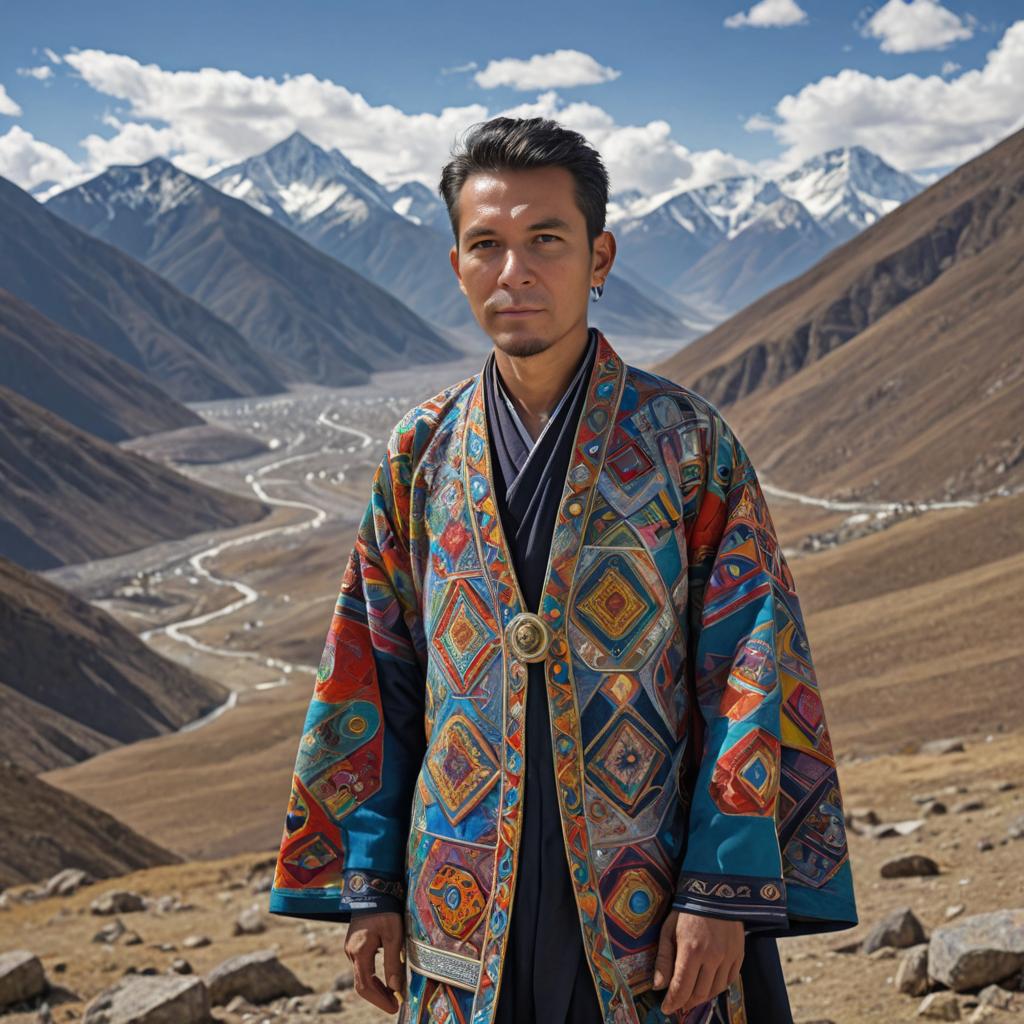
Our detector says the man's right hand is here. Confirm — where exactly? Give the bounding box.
[344,910,405,1014]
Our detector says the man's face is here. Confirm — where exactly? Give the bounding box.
[449,165,614,358]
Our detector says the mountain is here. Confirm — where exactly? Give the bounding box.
[652,125,1024,502]
[47,157,462,386]
[0,386,270,570]
[0,553,229,775]
[0,759,182,886]
[610,145,923,319]
[0,289,202,443]
[207,132,690,341]
[0,174,284,403]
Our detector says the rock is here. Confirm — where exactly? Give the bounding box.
[992,781,1016,792]
[919,738,966,756]
[929,909,1024,992]
[182,935,211,949]
[978,984,1014,1009]
[205,949,310,1006]
[332,971,355,991]
[83,974,209,1023]
[41,868,92,898]
[978,838,994,852]
[122,931,143,946]
[923,800,949,816]
[881,854,940,878]
[0,951,47,1009]
[92,919,127,944]
[946,905,966,920]
[224,994,257,1014]
[318,991,343,1013]
[863,907,927,953]
[954,799,985,814]
[869,946,897,959]
[90,891,146,916]
[917,991,961,1019]
[897,946,932,996]
[870,819,926,839]
[1007,815,1024,841]
[848,807,880,825]
[231,905,266,936]
[169,959,192,975]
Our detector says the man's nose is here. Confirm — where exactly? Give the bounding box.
[496,246,536,287]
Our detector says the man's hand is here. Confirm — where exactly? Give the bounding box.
[652,909,745,1014]
[344,910,405,1014]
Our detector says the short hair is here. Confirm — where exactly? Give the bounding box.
[439,116,609,251]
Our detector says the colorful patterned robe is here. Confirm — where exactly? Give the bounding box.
[268,328,858,1024]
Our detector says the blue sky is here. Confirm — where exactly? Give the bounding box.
[2,0,1022,198]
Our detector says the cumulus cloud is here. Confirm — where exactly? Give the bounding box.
[43,47,62,64]
[725,0,808,29]
[0,125,82,193]
[474,49,621,91]
[747,18,1024,173]
[17,66,54,81]
[860,0,974,54]
[0,84,22,117]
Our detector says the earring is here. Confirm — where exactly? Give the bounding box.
[590,282,604,301]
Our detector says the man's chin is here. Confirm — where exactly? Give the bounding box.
[489,325,554,359]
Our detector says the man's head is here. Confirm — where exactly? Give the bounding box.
[439,116,615,358]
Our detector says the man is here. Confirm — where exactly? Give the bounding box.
[267,116,858,1024]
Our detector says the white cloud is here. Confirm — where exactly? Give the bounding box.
[473,50,621,91]
[17,66,54,81]
[43,47,62,64]
[441,61,478,75]
[860,0,973,54]
[747,19,1024,174]
[941,59,962,75]
[725,0,808,29]
[0,84,22,117]
[0,125,82,192]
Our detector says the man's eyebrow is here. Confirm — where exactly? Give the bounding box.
[461,216,573,242]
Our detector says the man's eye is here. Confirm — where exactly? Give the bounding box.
[537,234,560,242]
[469,240,495,250]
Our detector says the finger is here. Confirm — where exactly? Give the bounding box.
[689,958,719,1007]
[727,955,742,987]
[652,928,676,990]
[383,931,405,996]
[662,946,701,1014]
[695,960,733,1010]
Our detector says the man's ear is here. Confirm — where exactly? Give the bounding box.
[450,245,467,296]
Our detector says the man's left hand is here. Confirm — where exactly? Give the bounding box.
[652,909,745,1014]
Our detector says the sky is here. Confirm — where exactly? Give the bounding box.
[1,0,1022,201]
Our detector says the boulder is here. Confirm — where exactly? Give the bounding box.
[881,855,940,878]
[42,868,92,898]
[928,909,1024,992]
[205,949,310,1006]
[83,974,209,1023]
[90,891,146,916]
[897,945,932,996]
[0,950,47,1009]
[917,991,961,1019]
[863,907,927,953]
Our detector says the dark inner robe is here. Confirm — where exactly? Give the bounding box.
[482,327,794,1024]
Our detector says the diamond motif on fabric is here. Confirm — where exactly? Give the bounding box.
[431,579,499,696]
[426,714,499,824]
[710,727,780,815]
[587,710,667,815]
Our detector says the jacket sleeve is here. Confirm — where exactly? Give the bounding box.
[672,408,857,937]
[268,440,426,922]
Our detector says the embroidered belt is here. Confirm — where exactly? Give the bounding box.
[505,611,551,662]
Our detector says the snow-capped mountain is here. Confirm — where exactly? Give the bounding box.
[609,145,924,315]
[46,157,461,386]
[387,179,451,233]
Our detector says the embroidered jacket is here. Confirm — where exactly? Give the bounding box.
[268,329,858,1024]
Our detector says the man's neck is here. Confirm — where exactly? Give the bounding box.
[492,323,591,441]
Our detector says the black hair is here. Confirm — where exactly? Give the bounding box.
[438,116,609,251]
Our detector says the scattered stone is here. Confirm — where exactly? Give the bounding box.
[992,781,1016,792]
[929,909,1024,991]
[41,869,92,898]
[92,919,127,944]
[978,838,994,852]
[1007,815,1024,841]
[848,808,880,825]
[169,959,192,975]
[897,946,932,996]
[224,994,257,1015]
[248,870,274,894]
[182,935,211,950]
[232,905,266,936]
[90,891,146,916]
[318,991,343,1013]
[869,946,897,959]
[913,793,937,804]
[954,799,985,814]
[946,905,966,920]
[917,991,961,1019]
[978,985,1014,1010]
[151,894,194,914]
[919,738,966,756]
[863,907,927,953]
[881,854,940,878]
[923,800,949,816]
[0,951,47,1010]
[331,972,355,991]
[83,974,209,1023]
[870,819,926,839]
[122,932,143,946]
[205,949,310,1006]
